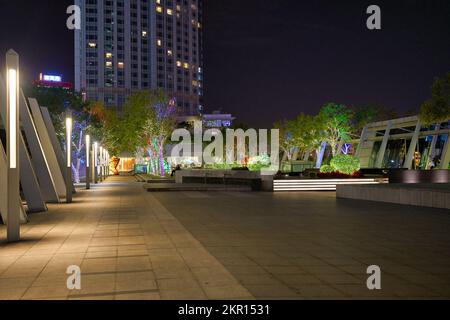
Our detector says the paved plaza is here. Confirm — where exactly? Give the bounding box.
[0,176,449,300]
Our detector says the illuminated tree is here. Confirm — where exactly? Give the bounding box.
[274,119,298,161]
[141,90,177,177]
[319,103,353,156]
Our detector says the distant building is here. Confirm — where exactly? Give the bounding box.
[75,0,203,116]
[202,111,235,128]
[34,73,73,90]
[175,110,235,129]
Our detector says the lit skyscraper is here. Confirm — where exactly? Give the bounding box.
[75,0,203,115]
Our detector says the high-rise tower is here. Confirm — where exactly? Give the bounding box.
[75,0,203,115]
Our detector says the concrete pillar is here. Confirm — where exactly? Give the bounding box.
[19,134,47,212]
[375,121,393,168]
[427,124,441,169]
[440,134,450,169]
[28,98,67,199]
[40,107,67,182]
[0,136,28,225]
[403,120,422,170]
[0,73,49,210]
[19,94,59,203]
[355,126,368,158]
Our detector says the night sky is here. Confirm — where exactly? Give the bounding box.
[0,0,449,127]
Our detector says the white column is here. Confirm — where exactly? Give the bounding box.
[403,120,422,170]
[426,124,441,169]
[28,99,67,199]
[355,126,368,158]
[440,134,450,169]
[375,121,393,168]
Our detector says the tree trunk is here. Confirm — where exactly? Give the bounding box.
[159,142,165,177]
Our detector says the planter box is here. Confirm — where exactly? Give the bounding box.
[389,169,450,184]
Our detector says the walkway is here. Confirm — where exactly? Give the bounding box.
[1,176,450,299]
[0,176,252,300]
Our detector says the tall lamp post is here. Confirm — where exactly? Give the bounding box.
[106,151,109,178]
[85,135,91,190]
[104,149,108,179]
[93,142,98,184]
[66,111,73,203]
[6,50,20,242]
[99,146,103,182]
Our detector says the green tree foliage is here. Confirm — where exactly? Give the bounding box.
[275,113,327,162]
[273,119,298,161]
[98,90,175,159]
[319,103,352,156]
[329,154,360,175]
[352,104,398,132]
[26,86,88,140]
[141,90,177,176]
[419,73,450,125]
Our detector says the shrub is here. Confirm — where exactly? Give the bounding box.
[330,154,360,175]
[247,154,271,171]
[320,165,334,173]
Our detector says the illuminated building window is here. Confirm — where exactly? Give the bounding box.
[106,52,113,59]
[176,61,182,67]
[167,50,173,56]
[167,9,173,15]
[118,62,124,69]
[105,61,113,67]
[88,42,97,48]
[142,30,147,37]
[183,62,189,69]
[156,6,162,13]
[176,5,181,11]
[157,39,162,46]
[156,0,161,3]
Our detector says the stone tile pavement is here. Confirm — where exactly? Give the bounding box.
[1,176,450,300]
[0,176,252,300]
[154,190,450,299]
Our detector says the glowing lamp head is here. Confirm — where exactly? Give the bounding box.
[66,113,72,168]
[86,135,91,168]
[94,142,98,167]
[7,68,18,169]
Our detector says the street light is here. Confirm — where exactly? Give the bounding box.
[66,111,73,203]
[85,134,90,190]
[99,146,103,182]
[93,142,98,184]
[6,49,20,242]
[104,148,108,179]
[106,150,109,178]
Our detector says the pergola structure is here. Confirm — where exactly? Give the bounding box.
[355,116,450,170]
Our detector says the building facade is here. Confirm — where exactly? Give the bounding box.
[75,0,203,115]
[355,116,450,170]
